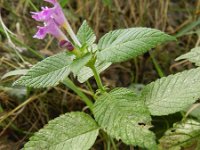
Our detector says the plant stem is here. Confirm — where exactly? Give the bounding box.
[86,81,94,94]
[111,138,117,150]
[89,64,105,93]
[62,78,93,112]
[107,138,111,150]
[101,131,112,150]
[149,51,165,77]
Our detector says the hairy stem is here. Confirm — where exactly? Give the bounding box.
[89,64,105,93]
[62,78,93,112]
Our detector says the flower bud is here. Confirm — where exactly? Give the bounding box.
[59,40,74,51]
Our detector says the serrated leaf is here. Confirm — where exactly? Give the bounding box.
[77,60,111,83]
[97,27,175,63]
[77,20,96,46]
[176,47,200,66]
[13,52,74,88]
[141,67,200,116]
[23,112,99,150]
[159,119,200,150]
[94,88,157,149]
[70,53,92,76]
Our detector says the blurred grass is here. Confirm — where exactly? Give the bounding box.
[0,0,200,149]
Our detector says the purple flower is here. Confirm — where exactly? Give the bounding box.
[31,7,52,22]
[33,19,67,41]
[31,0,80,51]
[31,0,67,26]
[32,0,69,42]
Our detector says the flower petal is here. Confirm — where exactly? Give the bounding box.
[31,1,66,26]
[33,19,68,41]
[31,7,53,22]
[51,4,66,25]
[33,26,47,39]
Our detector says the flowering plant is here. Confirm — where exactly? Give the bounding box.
[12,0,200,149]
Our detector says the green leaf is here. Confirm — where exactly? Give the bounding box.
[77,60,111,83]
[77,20,96,46]
[141,67,200,116]
[13,52,74,88]
[97,27,175,63]
[159,119,200,150]
[93,88,157,149]
[23,112,99,150]
[176,47,200,66]
[70,53,92,76]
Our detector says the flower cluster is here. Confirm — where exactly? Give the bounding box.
[31,0,80,51]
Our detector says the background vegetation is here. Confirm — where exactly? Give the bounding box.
[0,0,200,149]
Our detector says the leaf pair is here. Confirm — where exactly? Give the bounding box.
[77,21,176,83]
[23,88,157,150]
[14,21,180,150]
[22,70,200,149]
[93,66,200,149]
[14,22,175,87]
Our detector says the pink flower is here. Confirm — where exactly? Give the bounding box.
[31,0,81,50]
[32,0,68,41]
[33,19,67,41]
[31,0,67,26]
[31,7,52,22]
